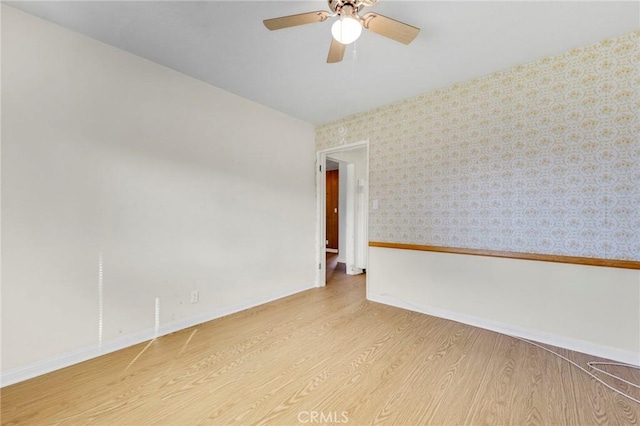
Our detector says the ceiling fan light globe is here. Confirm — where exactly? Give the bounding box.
[331,16,362,45]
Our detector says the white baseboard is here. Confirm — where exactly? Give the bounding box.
[368,292,640,367]
[1,282,314,387]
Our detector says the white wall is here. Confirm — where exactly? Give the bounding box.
[368,247,640,365]
[337,163,348,262]
[1,6,316,384]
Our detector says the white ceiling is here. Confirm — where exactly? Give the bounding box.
[5,1,639,124]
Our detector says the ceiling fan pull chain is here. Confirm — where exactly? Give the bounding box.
[351,41,358,79]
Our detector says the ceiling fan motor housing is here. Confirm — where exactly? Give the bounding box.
[328,0,372,14]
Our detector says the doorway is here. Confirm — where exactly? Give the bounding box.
[325,161,340,254]
[316,140,369,287]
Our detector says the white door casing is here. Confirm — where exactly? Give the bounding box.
[316,140,369,287]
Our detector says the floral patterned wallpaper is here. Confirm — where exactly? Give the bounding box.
[316,31,639,261]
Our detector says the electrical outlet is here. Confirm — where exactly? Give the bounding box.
[190,290,199,304]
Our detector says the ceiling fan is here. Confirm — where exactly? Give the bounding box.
[264,0,420,63]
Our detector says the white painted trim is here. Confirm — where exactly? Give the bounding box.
[337,162,348,264]
[325,248,338,253]
[316,140,370,155]
[0,282,314,387]
[344,163,356,274]
[355,176,368,271]
[368,292,640,367]
[316,154,327,287]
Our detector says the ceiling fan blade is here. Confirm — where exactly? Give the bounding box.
[327,37,346,63]
[361,12,420,44]
[264,11,330,30]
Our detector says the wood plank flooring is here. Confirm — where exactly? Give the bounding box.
[2,257,639,425]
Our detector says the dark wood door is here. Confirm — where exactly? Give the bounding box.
[326,170,339,250]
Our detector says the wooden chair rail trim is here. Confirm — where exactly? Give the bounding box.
[368,241,640,270]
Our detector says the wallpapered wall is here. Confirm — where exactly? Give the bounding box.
[316,31,639,261]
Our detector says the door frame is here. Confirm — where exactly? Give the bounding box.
[316,139,369,287]
[324,168,340,253]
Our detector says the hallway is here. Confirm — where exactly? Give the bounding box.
[325,252,365,286]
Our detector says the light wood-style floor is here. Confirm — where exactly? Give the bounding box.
[2,255,639,425]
